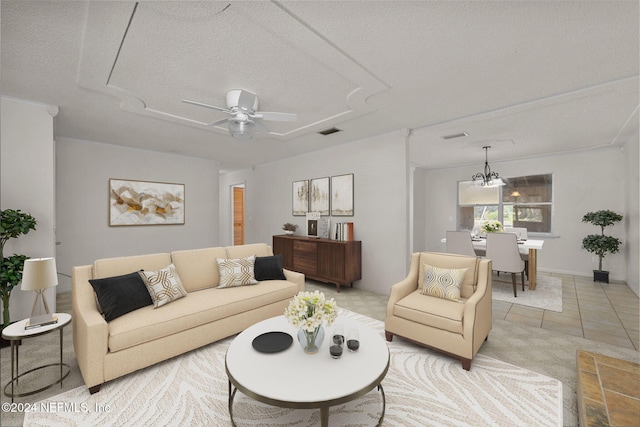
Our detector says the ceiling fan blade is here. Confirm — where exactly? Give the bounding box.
[236,90,258,111]
[253,119,270,134]
[253,111,297,122]
[206,118,230,127]
[182,99,230,114]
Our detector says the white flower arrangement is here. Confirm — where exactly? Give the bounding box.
[481,220,503,233]
[284,290,338,332]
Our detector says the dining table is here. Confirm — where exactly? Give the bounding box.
[441,236,544,290]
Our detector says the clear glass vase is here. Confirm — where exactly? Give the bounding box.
[297,325,325,354]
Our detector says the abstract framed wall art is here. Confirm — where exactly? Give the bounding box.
[331,173,354,216]
[309,177,330,216]
[292,180,309,216]
[109,179,185,226]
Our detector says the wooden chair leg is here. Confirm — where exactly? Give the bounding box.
[385,331,394,342]
[89,384,102,394]
[511,273,517,297]
[521,271,525,291]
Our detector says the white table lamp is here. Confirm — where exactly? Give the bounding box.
[21,257,58,317]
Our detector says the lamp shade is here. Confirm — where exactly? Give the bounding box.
[21,257,58,291]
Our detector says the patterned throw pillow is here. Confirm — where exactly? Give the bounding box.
[139,264,187,308]
[216,256,258,288]
[420,264,468,301]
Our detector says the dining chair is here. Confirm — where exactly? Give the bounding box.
[445,231,477,257]
[485,232,526,297]
[504,227,529,274]
[504,227,528,240]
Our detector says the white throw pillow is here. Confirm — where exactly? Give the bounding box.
[420,263,467,301]
[139,264,187,308]
[216,256,258,288]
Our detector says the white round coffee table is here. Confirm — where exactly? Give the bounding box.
[2,312,72,402]
[225,315,389,427]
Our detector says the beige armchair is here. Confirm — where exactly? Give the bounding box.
[385,252,492,370]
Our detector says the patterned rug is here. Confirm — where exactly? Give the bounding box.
[23,311,562,427]
[491,274,562,312]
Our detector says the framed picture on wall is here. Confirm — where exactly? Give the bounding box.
[109,178,185,226]
[309,177,330,216]
[292,180,309,216]
[331,173,354,216]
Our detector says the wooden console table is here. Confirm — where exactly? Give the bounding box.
[273,235,361,292]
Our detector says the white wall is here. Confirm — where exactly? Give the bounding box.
[220,131,411,295]
[624,132,639,296]
[1,97,57,321]
[55,138,220,292]
[417,147,632,283]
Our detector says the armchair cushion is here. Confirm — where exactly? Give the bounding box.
[418,252,479,298]
[420,264,467,301]
[394,290,464,334]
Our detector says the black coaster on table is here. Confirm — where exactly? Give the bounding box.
[252,331,293,353]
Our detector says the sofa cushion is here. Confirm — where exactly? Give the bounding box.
[217,256,258,288]
[420,264,467,301]
[107,280,299,352]
[140,264,188,308]
[394,290,464,334]
[170,247,228,292]
[419,252,479,299]
[89,271,153,322]
[94,253,171,279]
[225,243,272,259]
[254,255,287,281]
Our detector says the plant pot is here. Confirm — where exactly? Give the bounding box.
[593,270,609,283]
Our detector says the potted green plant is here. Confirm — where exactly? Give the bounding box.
[581,210,622,283]
[1,209,37,332]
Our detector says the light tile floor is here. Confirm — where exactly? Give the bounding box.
[309,272,640,351]
[492,272,640,350]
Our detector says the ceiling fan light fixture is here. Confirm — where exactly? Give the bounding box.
[229,120,255,139]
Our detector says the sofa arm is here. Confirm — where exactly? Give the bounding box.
[462,258,492,340]
[72,265,109,389]
[386,253,420,319]
[283,268,305,292]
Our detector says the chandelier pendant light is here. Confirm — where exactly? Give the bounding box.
[472,146,503,186]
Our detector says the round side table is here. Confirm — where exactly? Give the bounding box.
[2,312,72,402]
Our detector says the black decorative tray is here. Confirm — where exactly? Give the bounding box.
[252,331,293,353]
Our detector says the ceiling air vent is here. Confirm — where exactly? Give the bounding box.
[441,132,469,140]
[318,127,342,136]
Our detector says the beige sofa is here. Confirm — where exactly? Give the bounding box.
[385,252,492,370]
[72,243,304,393]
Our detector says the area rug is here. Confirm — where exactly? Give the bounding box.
[23,311,562,427]
[492,274,563,312]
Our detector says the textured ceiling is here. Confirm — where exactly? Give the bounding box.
[1,1,638,171]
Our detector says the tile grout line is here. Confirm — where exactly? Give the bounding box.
[602,283,640,351]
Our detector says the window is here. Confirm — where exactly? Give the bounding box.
[458,174,552,233]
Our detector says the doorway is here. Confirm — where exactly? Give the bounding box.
[232,184,245,245]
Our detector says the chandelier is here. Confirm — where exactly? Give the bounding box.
[472,146,504,187]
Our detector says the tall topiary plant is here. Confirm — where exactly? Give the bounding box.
[581,209,622,283]
[1,209,37,329]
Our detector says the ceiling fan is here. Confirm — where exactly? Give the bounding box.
[182,89,297,139]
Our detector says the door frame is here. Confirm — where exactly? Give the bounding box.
[231,183,245,245]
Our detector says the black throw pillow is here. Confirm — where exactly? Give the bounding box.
[254,255,287,281]
[89,271,152,322]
